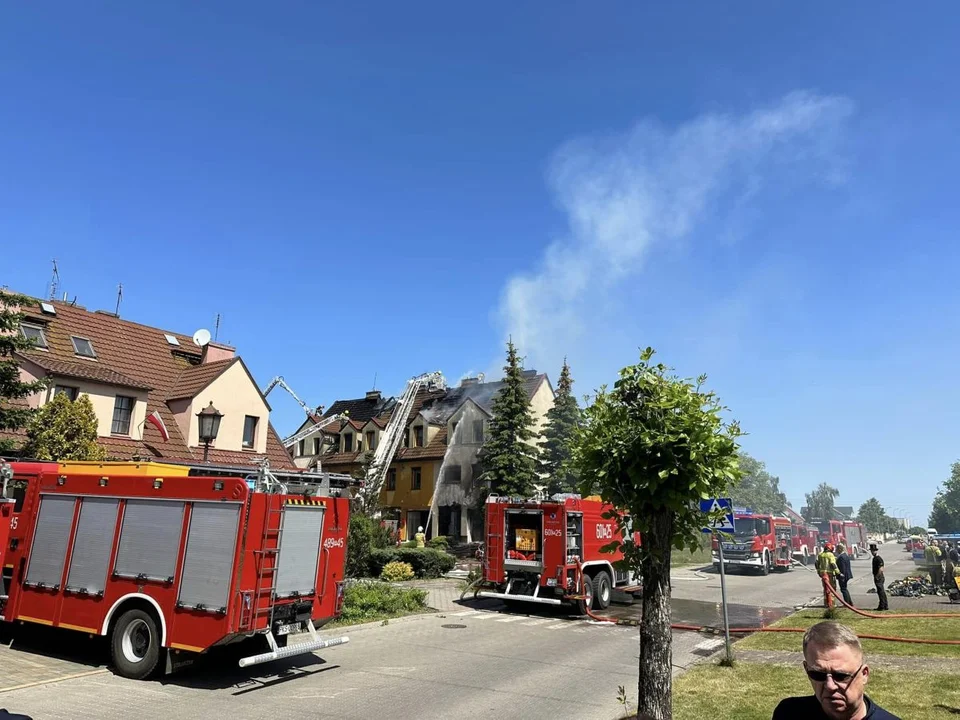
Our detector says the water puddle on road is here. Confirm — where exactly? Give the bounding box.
[597,598,789,629]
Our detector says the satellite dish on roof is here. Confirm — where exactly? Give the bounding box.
[192,328,211,347]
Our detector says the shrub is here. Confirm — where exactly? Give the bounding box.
[346,514,394,578]
[401,540,418,548]
[368,547,456,579]
[380,561,415,582]
[336,581,427,625]
[427,535,449,550]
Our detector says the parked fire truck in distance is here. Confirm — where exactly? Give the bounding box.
[711,512,793,575]
[789,519,818,566]
[0,459,356,679]
[842,521,867,559]
[811,519,845,555]
[478,494,641,613]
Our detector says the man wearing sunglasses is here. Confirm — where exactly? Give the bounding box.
[772,621,900,719]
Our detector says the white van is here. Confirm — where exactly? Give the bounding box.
[927,528,938,538]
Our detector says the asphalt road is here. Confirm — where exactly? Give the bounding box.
[0,542,918,720]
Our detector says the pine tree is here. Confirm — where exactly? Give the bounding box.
[478,340,538,497]
[537,359,580,495]
[0,291,48,452]
[23,393,106,461]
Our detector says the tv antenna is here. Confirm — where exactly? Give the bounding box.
[192,328,212,347]
[115,283,123,316]
[49,259,60,300]
[214,313,221,342]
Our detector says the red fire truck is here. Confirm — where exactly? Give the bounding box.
[812,519,845,555]
[477,494,641,613]
[1,458,355,679]
[711,512,793,575]
[842,521,867,559]
[789,519,818,566]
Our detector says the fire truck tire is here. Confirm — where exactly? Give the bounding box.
[111,608,161,680]
[760,551,770,576]
[593,571,613,610]
[575,575,594,615]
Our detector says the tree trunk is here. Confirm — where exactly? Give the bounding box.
[637,511,674,719]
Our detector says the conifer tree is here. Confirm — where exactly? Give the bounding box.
[0,292,48,452]
[537,359,580,495]
[478,340,538,497]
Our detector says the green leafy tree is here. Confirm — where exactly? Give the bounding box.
[537,359,580,495]
[478,340,537,497]
[908,526,927,536]
[729,452,786,514]
[803,483,840,521]
[575,348,743,719]
[929,461,960,533]
[0,292,48,452]
[23,393,106,461]
[856,497,890,534]
[880,516,902,535]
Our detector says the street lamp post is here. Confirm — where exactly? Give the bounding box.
[197,401,223,463]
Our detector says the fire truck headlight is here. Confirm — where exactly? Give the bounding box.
[750,552,760,558]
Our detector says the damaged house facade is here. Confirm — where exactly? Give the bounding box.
[293,372,554,542]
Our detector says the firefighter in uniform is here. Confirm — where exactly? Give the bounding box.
[924,541,942,587]
[816,543,839,607]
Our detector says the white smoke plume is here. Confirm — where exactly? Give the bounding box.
[497,91,853,383]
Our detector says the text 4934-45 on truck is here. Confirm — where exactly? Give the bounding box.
[0,459,355,679]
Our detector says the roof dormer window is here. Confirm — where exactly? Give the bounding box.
[20,323,48,349]
[71,336,96,359]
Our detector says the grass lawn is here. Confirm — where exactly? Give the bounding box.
[673,544,713,568]
[673,662,960,720]
[736,608,960,658]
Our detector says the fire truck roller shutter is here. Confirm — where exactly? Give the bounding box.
[25,495,75,588]
[114,500,184,582]
[178,503,241,610]
[66,498,119,594]
[275,505,325,598]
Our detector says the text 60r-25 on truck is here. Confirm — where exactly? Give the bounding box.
[475,493,641,613]
[0,458,355,679]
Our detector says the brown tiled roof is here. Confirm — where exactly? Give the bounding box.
[8,296,295,470]
[22,355,152,391]
[167,358,236,400]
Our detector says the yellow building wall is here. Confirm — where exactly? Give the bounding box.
[379,460,437,511]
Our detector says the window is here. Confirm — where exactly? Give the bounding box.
[443,466,461,485]
[366,430,376,451]
[298,439,306,457]
[411,467,422,491]
[471,463,482,483]
[343,433,354,453]
[20,323,47,349]
[414,426,424,448]
[243,415,258,449]
[386,468,397,491]
[313,437,322,455]
[450,421,458,444]
[403,429,410,448]
[163,333,180,346]
[357,437,363,453]
[54,385,79,401]
[71,336,96,358]
[473,420,484,443]
[111,395,134,435]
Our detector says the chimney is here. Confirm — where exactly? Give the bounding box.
[460,377,479,387]
[365,390,382,401]
[521,369,537,378]
[201,341,236,365]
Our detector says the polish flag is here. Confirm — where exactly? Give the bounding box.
[146,410,170,442]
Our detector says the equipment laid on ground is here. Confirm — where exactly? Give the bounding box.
[474,494,641,613]
[886,574,947,598]
[1,458,356,679]
[711,512,793,575]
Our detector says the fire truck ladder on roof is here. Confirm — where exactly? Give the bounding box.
[281,413,347,450]
[357,371,445,510]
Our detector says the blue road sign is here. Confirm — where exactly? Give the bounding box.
[700,497,735,533]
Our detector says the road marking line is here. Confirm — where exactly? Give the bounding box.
[450,611,478,617]
[544,623,569,630]
[0,669,109,695]
[467,612,497,620]
[521,618,554,626]
[495,616,525,623]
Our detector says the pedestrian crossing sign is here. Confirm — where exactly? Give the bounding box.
[700,497,735,533]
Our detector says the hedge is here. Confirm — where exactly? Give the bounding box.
[369,547,456,579]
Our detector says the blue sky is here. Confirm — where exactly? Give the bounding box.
[3,3,959,525]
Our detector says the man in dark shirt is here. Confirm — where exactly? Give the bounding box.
[772,621,900,719]
[835,544,854,606]
[870,544,888,611]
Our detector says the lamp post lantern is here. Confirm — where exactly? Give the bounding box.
[197,401,223,463]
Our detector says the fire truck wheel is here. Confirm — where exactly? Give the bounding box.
[111,608,161,680]
[575,575,594,616]
[759,551,770,576]
[593,571,613,610]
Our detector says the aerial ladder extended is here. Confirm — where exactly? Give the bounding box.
[262,376,322,419]
[282,413,347,449]
[357,371,446,511]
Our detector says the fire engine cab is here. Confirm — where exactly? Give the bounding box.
[1,458,356,679]
[477,494,641,613]
[711,512,793,575]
